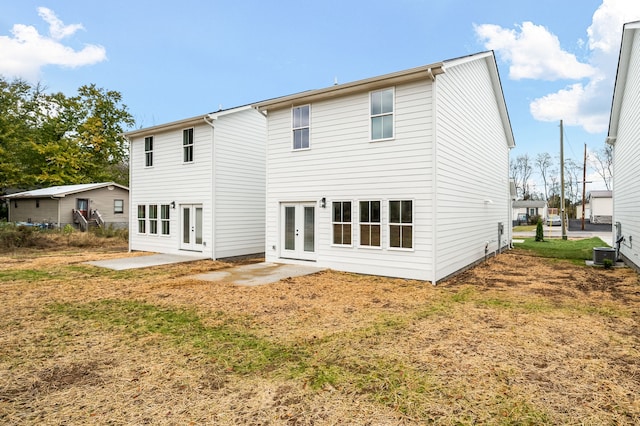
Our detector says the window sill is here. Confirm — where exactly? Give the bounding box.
[369,137,395,143]
[358,245,383,250]
[331,244,353,248]
[387,246,414,252]
[291,147,311,152]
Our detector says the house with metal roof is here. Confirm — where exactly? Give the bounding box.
[3,182,129,230]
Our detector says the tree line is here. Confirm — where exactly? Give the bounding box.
[510,147,613,215]
[0,77,134,195]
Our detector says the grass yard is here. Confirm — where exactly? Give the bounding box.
[1,239,639,424]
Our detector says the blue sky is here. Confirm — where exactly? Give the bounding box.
[2,0,640,192]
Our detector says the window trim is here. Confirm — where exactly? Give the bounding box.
[114,199,124,214]
[160,204,170,236]
[149,204,158,235]
[144,136,153,167]
[291,104,311,151]
[369,87,395,142]
[358,200,382,249]
[137,205,146,234]
[331,200,353,247]
[388,199,414,251]
[183,128,194,163]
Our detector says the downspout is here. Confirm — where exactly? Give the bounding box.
[431,70,439,285]
[204,115,217,259]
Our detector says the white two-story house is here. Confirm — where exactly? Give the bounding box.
[125,106,266,259]
[607,20,640,271]
[256,51,515,283]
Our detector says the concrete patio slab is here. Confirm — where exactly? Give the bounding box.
[192,262,326,286]
[86,253,209,270]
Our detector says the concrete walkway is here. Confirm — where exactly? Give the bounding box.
[86,253,325,286]
[192,262,327,286]
[86,253,209,270]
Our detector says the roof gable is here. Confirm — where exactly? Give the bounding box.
[607,20,640,145]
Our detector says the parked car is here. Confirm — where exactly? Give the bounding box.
[546,215,561,226]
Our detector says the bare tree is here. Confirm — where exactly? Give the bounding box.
[535,152,553,201]
[513,154,533,199]
[589,145,613,190]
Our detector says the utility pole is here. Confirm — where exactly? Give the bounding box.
[581,143,587,231]
[560,120,567,240]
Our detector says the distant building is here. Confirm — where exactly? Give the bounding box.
[588,190,612,224]
[512,200,548,225]
[3,182,129,230]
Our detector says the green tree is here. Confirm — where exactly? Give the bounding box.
[535,219,544,242]
[0,77,134,193]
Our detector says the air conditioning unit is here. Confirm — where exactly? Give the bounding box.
[593,247,616,264]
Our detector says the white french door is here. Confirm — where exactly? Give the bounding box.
[180,204,203,251]
[281,203,316,260]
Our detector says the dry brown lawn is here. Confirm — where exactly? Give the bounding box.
[1,243,639,425]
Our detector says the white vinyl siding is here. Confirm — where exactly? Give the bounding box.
[129,109,265,259]
[613,29,640,268]
[265,79,435,280]
[434,56,511,280]
[265,52,512,281]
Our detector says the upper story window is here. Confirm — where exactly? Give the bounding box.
[144,136,153,167]
[389,200,413,249]
[183,128,194,162]
[292,105,310,150]
[370,88,394,140]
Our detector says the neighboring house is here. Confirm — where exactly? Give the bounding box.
[607,20,640,270]
[255,51,515,283]
[124,106,265,259]
[3,182,129,230]
[512,200,547,225]
[588,190,613,224]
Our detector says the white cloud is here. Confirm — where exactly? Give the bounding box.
[474,21,595,81]
[476,0,640,134]
[588,0,640,53]
[0,8,106,81]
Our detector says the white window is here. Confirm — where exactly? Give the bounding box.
[144,136,153,167]
[332,201,352,245]
[389,200,412,249]
[161,204,170,235]
[183,128,194,162]
[370,88,394,140]
[137,205,146,234]
[149,204,158,234]
[359,200,381,247]
[114,199,124,214]
[292,105,310,150]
